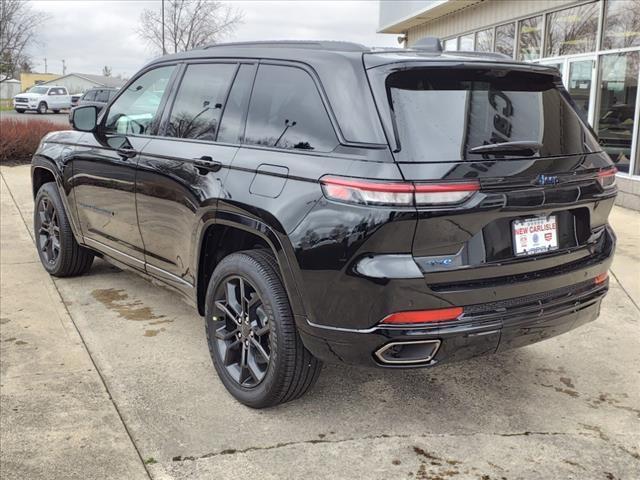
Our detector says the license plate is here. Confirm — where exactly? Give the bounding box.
[512,215,558,256]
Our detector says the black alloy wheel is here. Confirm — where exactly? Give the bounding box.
[36,196,61,265]
[204,250,322,408]
[212,275,271,388]
[33,182,94,277]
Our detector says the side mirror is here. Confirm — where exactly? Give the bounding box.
[71,105,98,132]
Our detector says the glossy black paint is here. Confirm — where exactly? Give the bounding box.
[31,43,617,369]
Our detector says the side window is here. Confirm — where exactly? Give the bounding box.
[60,88,68,95]
[95,89,110,103]
[47,89,56,96]
[166,63,236,141]
[104,65,176,135]
[217,64,256,144]
[244,65,338,152]
[83,90,97,101]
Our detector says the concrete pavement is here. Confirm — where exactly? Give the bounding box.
[1,164,639,479]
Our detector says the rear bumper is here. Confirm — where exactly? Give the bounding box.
[299,280,607,368]
[297,225,615,368]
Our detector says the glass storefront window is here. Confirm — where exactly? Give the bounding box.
[443,38,458,51]
[602,0,640,50]
[545,2,599,57]
[475,28,493,52]
[596,52,639,174]
[459,33,474,51]
[518,16,542,61]
[568,59,595,122]
[495,23,515,58]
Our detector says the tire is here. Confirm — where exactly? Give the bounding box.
[15,109,25,113]
[34,182,94,277]
[37,102,47,114]
[52,109,60,114]
[205,250,322,408]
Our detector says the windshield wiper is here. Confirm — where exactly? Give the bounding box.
[468,141,543,156]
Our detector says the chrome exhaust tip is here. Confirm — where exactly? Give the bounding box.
[374,339,441,365]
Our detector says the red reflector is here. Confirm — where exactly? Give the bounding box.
[382,307,463,324]
[594,272,609,285]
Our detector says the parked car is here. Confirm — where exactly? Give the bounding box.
[68,87,119,123]
[77,87,119,111]
[70,93,84,107]
[13,85,71,113]
[31,39,617,408]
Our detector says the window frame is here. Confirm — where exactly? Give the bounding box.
[157,60,240,142]
[99,62,181,138]
[241,61,342,154]
[151,58,346,156]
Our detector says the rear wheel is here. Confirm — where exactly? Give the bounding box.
[205,250,322,408]
[52,109,60,114]
[34,183,93,277]
[37,102,47,114]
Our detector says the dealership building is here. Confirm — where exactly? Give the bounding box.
[378,0,640,210]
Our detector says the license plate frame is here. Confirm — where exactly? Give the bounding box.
[512,215,559,257]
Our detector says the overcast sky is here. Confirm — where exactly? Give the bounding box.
[29,1,398,78]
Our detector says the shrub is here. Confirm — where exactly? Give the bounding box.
[0,119,67,165]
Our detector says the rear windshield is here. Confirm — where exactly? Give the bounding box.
[384,68,599,162]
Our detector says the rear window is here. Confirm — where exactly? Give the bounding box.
[385,68,599,162]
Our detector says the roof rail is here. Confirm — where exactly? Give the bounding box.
[202,40,368,52]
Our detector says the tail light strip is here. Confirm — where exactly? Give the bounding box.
[320,176,480,206]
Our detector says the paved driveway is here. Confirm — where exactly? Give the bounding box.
[1,164,639,479]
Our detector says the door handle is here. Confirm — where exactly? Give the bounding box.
[194,156,222,174]
[117,146,137,159]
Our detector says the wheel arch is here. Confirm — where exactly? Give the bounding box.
[31,156,83,243]
[195,212,306,319]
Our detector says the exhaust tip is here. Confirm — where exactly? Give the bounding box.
[374,339,441,365]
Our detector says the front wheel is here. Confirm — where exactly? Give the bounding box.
[37,102,47,114]
[34,183,94,276]
[205,250,322,408]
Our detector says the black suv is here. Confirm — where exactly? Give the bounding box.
[31,40,616,408]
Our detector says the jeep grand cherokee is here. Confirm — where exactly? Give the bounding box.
[30,39,616,408]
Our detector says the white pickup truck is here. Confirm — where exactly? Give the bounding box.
[13,85,72,114]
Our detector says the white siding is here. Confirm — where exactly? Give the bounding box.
[407,0,580,45]
[44,75,102,94]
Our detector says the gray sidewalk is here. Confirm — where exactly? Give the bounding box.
[1,171,149,480]
[1,164,639,480]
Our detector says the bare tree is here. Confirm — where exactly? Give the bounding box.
[138,0,243,54]
[0,0,47,81]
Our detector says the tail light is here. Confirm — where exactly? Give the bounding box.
[381,307,463,324]
[597,167,617,189]
[320,176,479,206]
